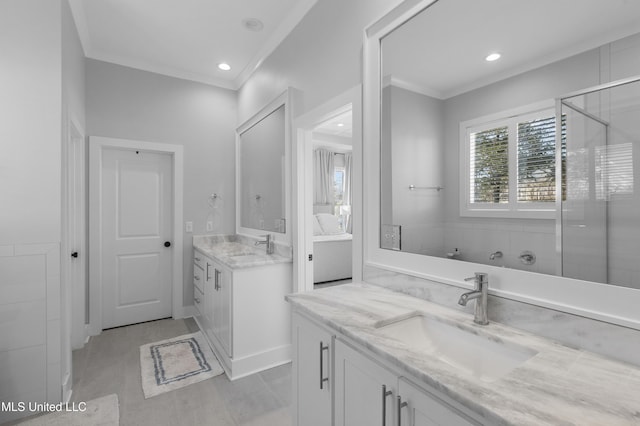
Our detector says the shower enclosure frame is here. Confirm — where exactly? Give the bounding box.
[555,74,640,279]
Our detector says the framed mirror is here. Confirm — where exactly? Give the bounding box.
[364,0,640,329]
[236,90,292,241]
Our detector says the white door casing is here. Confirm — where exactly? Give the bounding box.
[67,121,86,349]
[89,137,184,334]
[61,116,85,404]
[292,85,363,292]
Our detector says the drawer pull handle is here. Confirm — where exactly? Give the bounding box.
[194,257,201,261]
[382,385,392,426]
[397,396,408,426]
[194,275,200,281]
[215,269,221,290]
[319,342,329,389]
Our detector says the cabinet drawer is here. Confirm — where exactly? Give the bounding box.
[194,285,204,315]
[193,263,204,292]
[193,250,206,270]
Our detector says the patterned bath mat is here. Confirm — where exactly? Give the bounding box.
[140,331,223,398]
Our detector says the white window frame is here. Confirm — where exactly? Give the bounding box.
[460,100,557,219]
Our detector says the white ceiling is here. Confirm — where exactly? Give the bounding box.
[314,110,353,138]
[383,0,640,99]
[69,0,318,90]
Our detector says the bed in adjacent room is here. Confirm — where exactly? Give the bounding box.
[312,211,352,283]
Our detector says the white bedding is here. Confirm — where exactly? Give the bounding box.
[311,213,353,283]
[313,232,352,283]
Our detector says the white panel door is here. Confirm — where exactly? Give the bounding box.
[101,149,173,328]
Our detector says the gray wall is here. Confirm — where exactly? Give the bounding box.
[0,0,84,418]
[62,0,85,131]
[238,0,403,122]
[382,85,445,255]
[0,0,62,245]
[86,59,237,306]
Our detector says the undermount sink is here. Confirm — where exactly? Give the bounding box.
[376,315,537,382]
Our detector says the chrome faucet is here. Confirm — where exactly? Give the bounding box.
[255,234,274,254]
[458,272,489,325]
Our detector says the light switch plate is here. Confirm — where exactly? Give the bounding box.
[185,221,193,233]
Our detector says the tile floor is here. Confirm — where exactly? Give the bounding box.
[18,318,292,426]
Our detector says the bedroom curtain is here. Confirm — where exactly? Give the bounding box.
[314,148,334,205]
[343,152,353,233]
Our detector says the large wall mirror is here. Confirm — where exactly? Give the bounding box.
[236,90,292,241]
[378,0,640,290]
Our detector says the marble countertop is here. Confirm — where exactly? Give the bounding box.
[193,235,291,269]
[286,283,640,426]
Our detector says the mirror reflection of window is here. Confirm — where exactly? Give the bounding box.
[462,107,566,217]
[377,0,640,285]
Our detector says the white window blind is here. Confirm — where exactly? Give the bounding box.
[517,116,562,202]
[470,126,509,203]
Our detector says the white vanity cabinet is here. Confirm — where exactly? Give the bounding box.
[192,251,205,317]
[193,250,230,355]
[334,338,398,426]
[204,257,232,357]
[293,311,481,426]
[194,247,292,380]
[334,338,478,426]
[292,312,333,426]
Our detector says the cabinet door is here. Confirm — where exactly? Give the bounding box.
[193,285,204,316]
[213,263,231,357]
[293,313,332,426]
[203,258,214,337]
[397,378,477,426]
[334,339,397,426]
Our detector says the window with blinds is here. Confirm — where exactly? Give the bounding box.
[470,126,509,203]
[461,104,563,218]
[517,115,565,202]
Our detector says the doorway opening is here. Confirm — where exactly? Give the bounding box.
[293,85,362,292]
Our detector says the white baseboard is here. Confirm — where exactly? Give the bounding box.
[180,305,198,319]
[229,345,292,380]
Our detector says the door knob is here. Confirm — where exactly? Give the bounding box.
[164,241,171,247]
[71,252,78,258]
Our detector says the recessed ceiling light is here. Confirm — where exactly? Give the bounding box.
[485,53,501,62]
[337,123,344,127]
[218,63,231,71]
[242,18,264,32]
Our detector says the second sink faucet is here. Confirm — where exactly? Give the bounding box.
[458,272,489,325]
[255,234,274,254]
